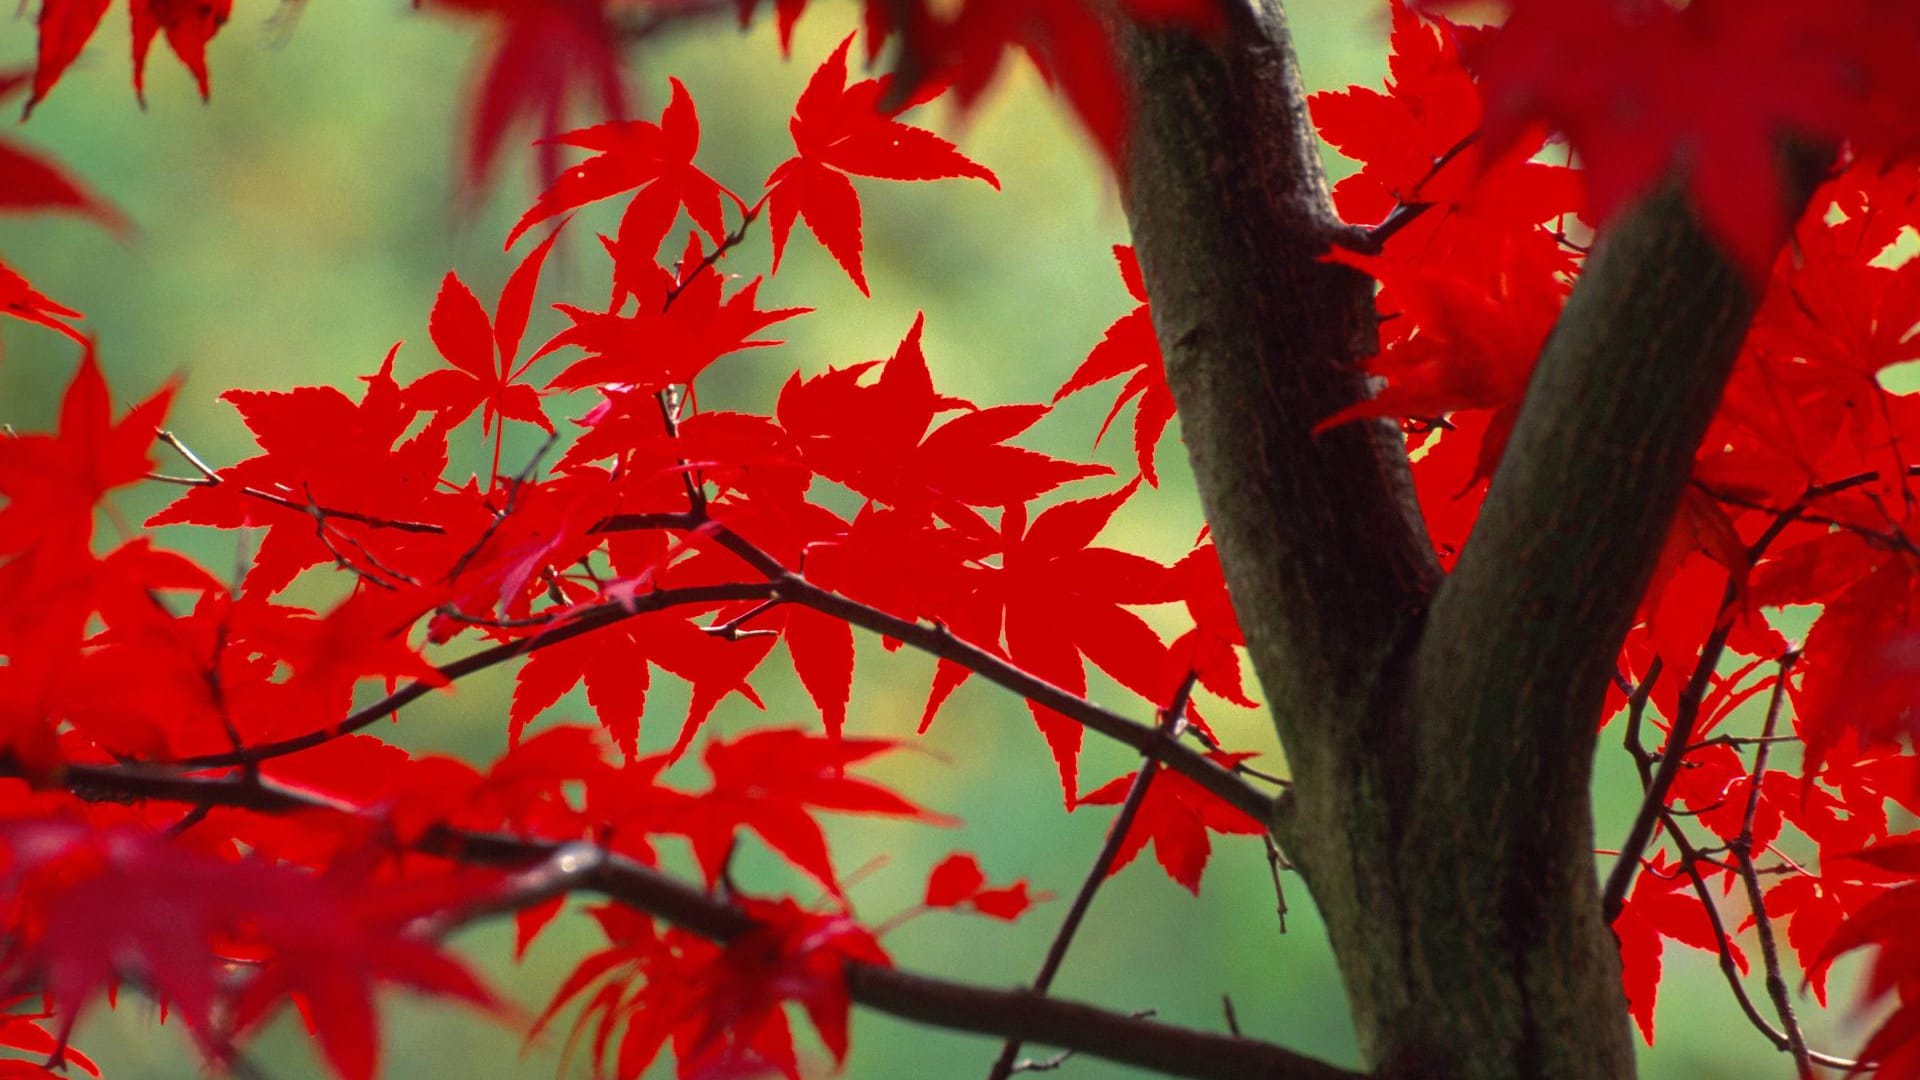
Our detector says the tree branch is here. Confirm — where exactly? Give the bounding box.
[1121,0,1440,753]
[171,582,779,769]
[849,967,1360,1080]
[1397,151,1827,1076]
[1117,1,1457,1066]
[1411,181,1783,844]
[1654,805,1857,1071]
[137,504,1268,821]
[35,763,1358,1080]
[761,566,1274,822]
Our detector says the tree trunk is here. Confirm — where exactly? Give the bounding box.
[1120,3,1789,1076]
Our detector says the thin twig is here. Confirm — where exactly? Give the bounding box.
[1603,493,1815,921]
[157,429,221,480]
[1620,658,1664,788]
[706,598,782,640]
[1331,130,1481,253]
[661,197,766,311]
[1686,734,1800,753]
[27,761,1359,1080]
[153,431,444,533]
[1263,834,1291,933]
[170,582,777,768]
[1659,810,1858,1071]
[132,450,1269,819]
[985,671,1202,1080]
[1730,650,1815,1079]
[655,385,708,513]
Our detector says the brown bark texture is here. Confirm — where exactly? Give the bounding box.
[1120,3,1802,1076]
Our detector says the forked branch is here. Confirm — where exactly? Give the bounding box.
[35,762,1353,1080]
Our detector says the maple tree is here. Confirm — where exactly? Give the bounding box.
[5,0,1920,1077]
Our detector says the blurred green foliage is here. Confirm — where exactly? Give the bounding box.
[0,1,1872,1076]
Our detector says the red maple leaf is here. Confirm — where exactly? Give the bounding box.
[35,572,256,761]
[23,0,231,114]
[538,233,807,397]
[557,401,812,508]
[0,347,173,556]
[1754,870,1884,1006]
[798,504,994,636]
[373,725,607,843]
[1053,245,1177,486]
[256,588,450,737]
[510,570,776,762]
[1308,2,1484,221]
[922,852,1042,920]
[51,576,447,760]
[1609,851,1746,1045]
[1751,529,1920,777]
[22,0,110,114]
[1445,0,1920,277]
[0,70,128,235]
[1166,543,1258,710]
[130,0,233,104]
[0,259,86,352]
[405,229,561,447]
[655,728,936,894]
[777,314,1107,526]
[1308,1,1582,259]
[0,820,494,1080]
[1080,750,1266,893]
[0,998,99,1077]
[147,346,452,595]
[933,480,1179,802]
[765,35,998,295]
[1813,837,1920,1074]
[505,77,737,255]
[0,70,119,356]
[535,898,887,1080]
[1665,743,1786,851]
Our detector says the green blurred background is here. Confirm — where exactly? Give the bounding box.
[0,1,1874,1076]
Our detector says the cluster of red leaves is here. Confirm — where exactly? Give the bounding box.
[1081,751,1266,895]
[741,0,1223,160]
[16,0,1226,203]
[1314,0,1920,1054]
[0,816,495,1080]
[532,899,885,1080]
[0,41,1268,1079]
[1430,0,1920,279]
[17,0,1920,1072]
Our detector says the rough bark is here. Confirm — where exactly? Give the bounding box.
[1121,3,1810,1077]
[1121,2,1456,1068]
[1386,190,1761,1079]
